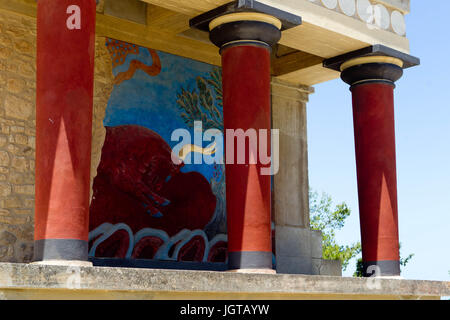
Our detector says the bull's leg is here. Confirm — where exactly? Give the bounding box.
[111,170,170,216]
[133,182,171,216]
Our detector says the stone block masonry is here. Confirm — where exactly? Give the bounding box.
[0,8,114,263]
[0,9,36,263]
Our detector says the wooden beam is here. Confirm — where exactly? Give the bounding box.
[95,14,221,66]
[140,0,410,57]
[140,0,229,16]
[146,4,191,35]
[272,49,323,77]
[0,0,36,17]
[277,64,340,86]
[0,0,343,85]
[270,49,339,85]
[0,0,221,67]
[0,0,411,86]
[280,22,368,59]
[137,0,411,85]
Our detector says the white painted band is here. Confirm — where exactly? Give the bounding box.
[221,39,271,48]
[351,79,395,86]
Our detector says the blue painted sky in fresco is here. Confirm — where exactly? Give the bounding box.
[103,45,220,181]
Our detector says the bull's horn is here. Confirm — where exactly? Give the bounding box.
[178,142,216,161]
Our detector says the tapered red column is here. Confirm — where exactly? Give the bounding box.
[324,46,420,277]
[190,2,301,272]
[222,42,273,271]
[34,0,96,263]
[212,14,282,272]
[342,57,404,277]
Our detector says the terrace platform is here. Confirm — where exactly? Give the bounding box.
[0,263,448,300]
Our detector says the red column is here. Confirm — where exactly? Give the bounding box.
[324,47,420,277]
[222,45,273,271]
[206,14,282,272]
[34,0,96,262]
[351,82,400,276]
[190,4,301,272]
[340,59,404,276]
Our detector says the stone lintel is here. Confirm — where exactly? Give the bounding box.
[271,78,314,103]
[323,44,420,72]
[189,0,302,32]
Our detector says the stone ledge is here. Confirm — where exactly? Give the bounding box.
[272,78,315,92]
[0,263,448,300]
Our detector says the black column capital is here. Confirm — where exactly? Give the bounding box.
[323,44,420,87]
[341,62,404,87]
[189,0,301,50]
[209,19,281,50]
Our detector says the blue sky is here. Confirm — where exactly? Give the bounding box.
[307,1,450,281]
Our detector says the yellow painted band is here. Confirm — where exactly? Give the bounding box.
[340,56,404,71]
[209,12,282,31]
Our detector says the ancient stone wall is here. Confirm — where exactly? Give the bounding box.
[0,8,113,263]
[91,38,114,200]
[0,9,36,263]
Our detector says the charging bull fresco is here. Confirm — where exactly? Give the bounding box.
[89,38,228,264]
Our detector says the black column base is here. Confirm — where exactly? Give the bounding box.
[33,239,89,262]
[228,251,273,270]
[363,260,401,277]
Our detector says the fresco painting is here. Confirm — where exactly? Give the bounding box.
[89,39,227,264]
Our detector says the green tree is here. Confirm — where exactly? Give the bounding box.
[309,190,361,271]
[310,189,413,276]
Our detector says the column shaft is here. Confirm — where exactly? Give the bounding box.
[34,0,96,262]
[351,82,400,276]
[190,5,301,272]
[324,46,420,277]
[222,45,273,270]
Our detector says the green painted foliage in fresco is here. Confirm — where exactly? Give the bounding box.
[176,67,227,237]
[176,68,223,131]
